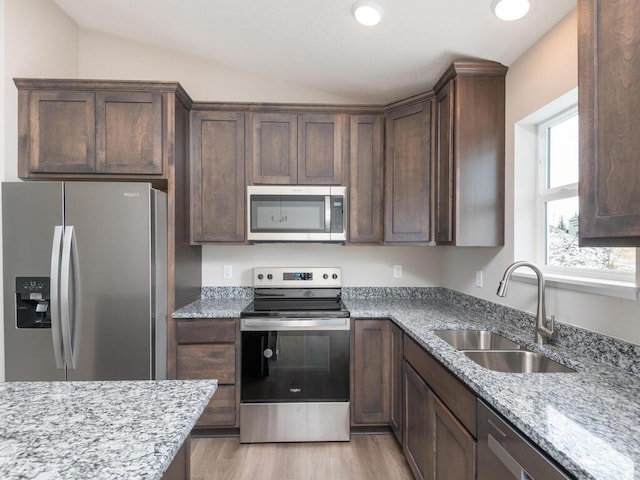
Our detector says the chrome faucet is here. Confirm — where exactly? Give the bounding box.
[496,261,556,345]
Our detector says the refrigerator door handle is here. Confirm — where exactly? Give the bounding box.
[50,226,65,369]
[61,226,80,370]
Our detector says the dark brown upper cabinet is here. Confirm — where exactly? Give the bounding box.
[384,98,434,244]
[15,79,175,179]
[433,60,507,246]
[578,0,640,246]
[190,110,246,243]
[249,112,298,184]
[95,91,163,175]
[349,114,384,244]
[248,112,346,185]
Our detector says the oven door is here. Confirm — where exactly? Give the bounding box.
[240,317,350,403]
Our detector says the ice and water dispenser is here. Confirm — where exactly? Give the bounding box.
[15,277,51,328]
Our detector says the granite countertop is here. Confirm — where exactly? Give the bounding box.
[344,297,640,480]
[171,289,640,480]
[172,297,251,319]
[0,380,217,480]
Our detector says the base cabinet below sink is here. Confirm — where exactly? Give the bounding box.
[402,335,477,480]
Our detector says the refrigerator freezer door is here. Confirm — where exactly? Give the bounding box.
[2,182,66,381]
[64,183,154,381]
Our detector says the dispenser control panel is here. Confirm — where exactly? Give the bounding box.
[15,276,51,328]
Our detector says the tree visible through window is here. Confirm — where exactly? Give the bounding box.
[538,108,636,277]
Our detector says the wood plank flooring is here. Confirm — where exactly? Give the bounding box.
[191,434,414,480]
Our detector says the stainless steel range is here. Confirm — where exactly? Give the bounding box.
[240,267,350,443]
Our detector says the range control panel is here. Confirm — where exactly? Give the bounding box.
[253,267,342,288]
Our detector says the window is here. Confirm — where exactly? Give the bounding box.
[537,108,636,281]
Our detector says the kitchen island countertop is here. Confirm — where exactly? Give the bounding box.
[0,379,217,480]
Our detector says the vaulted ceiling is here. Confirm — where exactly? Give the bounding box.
[53,0,577,103]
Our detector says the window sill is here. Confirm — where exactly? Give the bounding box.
[510,270,638,301]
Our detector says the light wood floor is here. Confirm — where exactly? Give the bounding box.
[191,434,414,480]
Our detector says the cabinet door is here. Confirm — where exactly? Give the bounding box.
[428,391,476,480]
[249,112,297,184]
[352,319,390,425]
[196,385,237,427]
[21,90,96,174]
[435,81,454,244]
[176,344,236,383]
[384,101,433,243]
[579,0,640,246]
[298,113,345,185]
[190,111,246,242]
[96,91,163,174]
[403,360,429,480]
[389,322,403,443]
[349,114,384,243]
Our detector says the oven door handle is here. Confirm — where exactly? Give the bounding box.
[241,317,350,331]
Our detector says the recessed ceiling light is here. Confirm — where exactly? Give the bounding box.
[352,1,384,26]
[492,0,531,21]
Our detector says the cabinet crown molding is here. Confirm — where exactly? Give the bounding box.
[433,59,508,93]
[13,78,193,108]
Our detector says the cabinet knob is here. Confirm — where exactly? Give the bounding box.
[263,348,273,359]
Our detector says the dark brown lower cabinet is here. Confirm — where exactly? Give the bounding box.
[389,322,403,442]
[352,319,391,425]
[403,360,430,480]
[176,318,240,428]
[429,391,476,480]
[402,351,476,480]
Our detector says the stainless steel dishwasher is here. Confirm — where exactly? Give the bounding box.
[478,400,573,480]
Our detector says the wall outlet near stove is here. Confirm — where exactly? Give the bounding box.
[393,265,403,278]
[223,265,233,279]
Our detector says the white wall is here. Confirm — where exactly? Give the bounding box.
[202,245,442,287]
[1,0,78,381]
[78,29,355,104]
[4,0,78,181]
[441,10,640,346]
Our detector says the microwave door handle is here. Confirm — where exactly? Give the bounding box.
[325,196,331,232]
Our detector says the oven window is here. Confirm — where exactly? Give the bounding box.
[241,330,349,402]
[250,195,327,232]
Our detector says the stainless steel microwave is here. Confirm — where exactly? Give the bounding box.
[247,186,347,242]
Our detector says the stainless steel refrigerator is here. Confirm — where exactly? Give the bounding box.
[2,182,167,381]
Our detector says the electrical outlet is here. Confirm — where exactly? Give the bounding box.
[475,270,483,288]
[393,265,403,278]
[223,265,233,279]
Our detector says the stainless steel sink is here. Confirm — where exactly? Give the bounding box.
[433,330,522,350]
[463,350,576,373]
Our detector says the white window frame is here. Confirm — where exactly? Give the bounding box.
[535,106,637,284]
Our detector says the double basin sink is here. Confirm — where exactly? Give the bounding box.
[433,330,575,373]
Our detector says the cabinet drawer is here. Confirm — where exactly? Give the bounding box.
[196,385,237,427]
[176,319,236,344]
[176,344,235,383]
[404,336,476,436]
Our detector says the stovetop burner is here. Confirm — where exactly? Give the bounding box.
[241,267,349,319]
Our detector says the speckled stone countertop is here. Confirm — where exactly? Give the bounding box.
[345,297,640,480]
[172,297,251,318]
[171,287,640,480]
[0,380,217,480]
